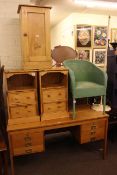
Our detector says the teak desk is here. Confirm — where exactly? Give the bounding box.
[7,106,108,175]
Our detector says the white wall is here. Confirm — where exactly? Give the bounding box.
[1,2,117,69]
[0,0,30,69]
[51,12,117,49]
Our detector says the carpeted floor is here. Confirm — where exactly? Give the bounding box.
[11,130,117,175]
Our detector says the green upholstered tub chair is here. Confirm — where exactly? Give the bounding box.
[63,59,107,119]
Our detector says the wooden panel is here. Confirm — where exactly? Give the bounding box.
[19,6,51,69]
[42,88,66,103]
[81,119,105,132]
[8,91,36,106]
[23,61,52,69]
[43,102,66,113]
[10,129,44,156]
[9,105,37,119]
[79,120,106,144]
[80,128,105,144]
[41,111,69,121]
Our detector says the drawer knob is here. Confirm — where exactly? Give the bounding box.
[91,125,96,130]
[26,97,30,99]
[48,95,50,97]
[25,142,32,147]
[25,149,32,154]
[90,131,96,135]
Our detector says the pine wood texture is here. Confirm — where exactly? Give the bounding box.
[18,5,52,69]
[39,68,69,120]
[5,70,38,119]
[7,117,44,155]
[7,106,108,175]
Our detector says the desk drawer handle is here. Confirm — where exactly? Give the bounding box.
[25,149,32,154]
[91,125,96,130]
[25,142,32,147]
[90,131,96,135]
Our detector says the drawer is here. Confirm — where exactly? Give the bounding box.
[81,120,105,132]
[43,102,66,113]
[80,127,105,144]
[79,120,106,144]
[42,88,66,103]
[8,91,36,106]
[9,105,37,119]
[10,129,44,156]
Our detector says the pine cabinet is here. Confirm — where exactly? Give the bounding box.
[5,70,38,119]
[18,5,52,69]
[39,68,69,120]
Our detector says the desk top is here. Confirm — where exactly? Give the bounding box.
[7,105,108,132]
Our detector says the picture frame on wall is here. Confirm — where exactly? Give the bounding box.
[77,49,92,62]
[93,26,108,48]
[111,28,117,42]
[76,25,92,48]
[93,49,106,67]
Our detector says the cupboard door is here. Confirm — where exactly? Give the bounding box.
[19,6,51,64]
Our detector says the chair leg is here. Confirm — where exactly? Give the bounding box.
[73,98,76,119]
[103,95,106,114]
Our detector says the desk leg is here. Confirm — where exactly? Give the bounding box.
[8,134,15,175]
[103,119,108,159]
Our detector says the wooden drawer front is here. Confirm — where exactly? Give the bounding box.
[80,120,106,144]
[42,88,66,103]
[9,105,37,119]
[8,91,36,106]
[43,102,66,113]
[80,128,105,144]
[81,120,105,132]
[11,129,44,156]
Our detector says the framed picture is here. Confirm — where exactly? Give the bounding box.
[76,25,92,48]
[93,26,108,48]
[77,49,92,62]
[93,49,106,67]
[111,28,117,42]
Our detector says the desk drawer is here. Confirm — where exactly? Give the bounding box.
[81,120,105,132]
[80,127,105,144]
[8,91,36,106]
[42,88,66,103]
[9,105,37,119]
[80,120,106,144]
[10,129,44,156]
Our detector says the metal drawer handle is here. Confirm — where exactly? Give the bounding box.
[24,136,31,142]
[90,131,96,135]
[91,125,96,130]
[25,142,32,147]
[25,149,32,153]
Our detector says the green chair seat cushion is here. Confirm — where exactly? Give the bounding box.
[75,81,106,98]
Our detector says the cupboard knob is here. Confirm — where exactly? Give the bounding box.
[24,33,28,37]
